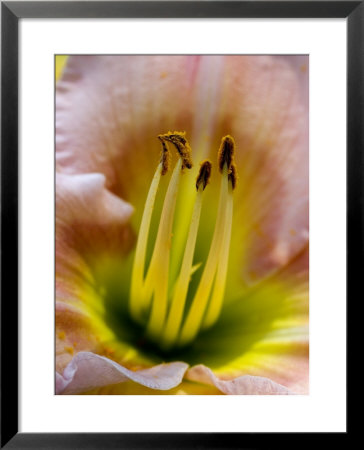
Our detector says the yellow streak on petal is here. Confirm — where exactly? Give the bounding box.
[64,346,74,355]
[55,55,68,81]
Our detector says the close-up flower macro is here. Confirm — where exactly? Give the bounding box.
[55,55,309,395]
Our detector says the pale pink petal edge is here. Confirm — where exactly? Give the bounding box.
[56,352,295,395]
[186,365,294,395]
[56,352,189,394]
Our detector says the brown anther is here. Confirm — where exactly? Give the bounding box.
[159,131,193,170]
[196,160,212,191]
[228,163,238,190]
[158,136,171,175]
[218,135,235,173]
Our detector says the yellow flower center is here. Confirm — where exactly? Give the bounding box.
[129,132,237,350]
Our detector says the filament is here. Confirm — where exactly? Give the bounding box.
[145,158,183,340]
[179,164,229,346]
[128,133,236,350]
[161,160,212,349]
[129,163,163,322]
[203,179,233,329]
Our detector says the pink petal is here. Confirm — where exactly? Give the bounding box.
[56,55,198,202]
[56,371,69,393]
[56,172,133,226]
[56,172,135,372]
[56,352,188,394]
[56,302,102,373]
[57,55,308,283]
[56,172,134,287]
[54,56,309,394]
[221,55,309,283]
[186,365,293,395]
[186,246,309,394]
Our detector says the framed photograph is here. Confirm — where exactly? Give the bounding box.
[1,1,354,447]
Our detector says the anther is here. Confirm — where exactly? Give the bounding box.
[228,163,238,190]
[158,137,171,176]
[159,131,193,170]
[218,135,235,173]
[196,160,212,191]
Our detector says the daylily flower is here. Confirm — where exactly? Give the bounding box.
[55,55,309,395]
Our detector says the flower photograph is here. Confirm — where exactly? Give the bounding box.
[55,55,309,395]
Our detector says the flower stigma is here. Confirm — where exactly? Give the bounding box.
[129,132,237,350]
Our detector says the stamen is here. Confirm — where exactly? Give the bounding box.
[129,132,237,350]
[218,135,235,173]
[195,160,212,191]
[161,161,212,349]
[158,137,171,175]
[179,164,229,346]
[228,163,238,190]
[179,136,236,346]
[129,160,165,323]
[143,133,193,340]
[144,159,182,340]
[159,131,193,170]
[203,175,234,329]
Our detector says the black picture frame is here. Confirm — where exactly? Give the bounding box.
[1,1,355,448]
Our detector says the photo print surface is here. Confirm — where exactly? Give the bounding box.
[55,55,309,395]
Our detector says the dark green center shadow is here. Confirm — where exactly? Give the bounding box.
[91,254,288,368]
